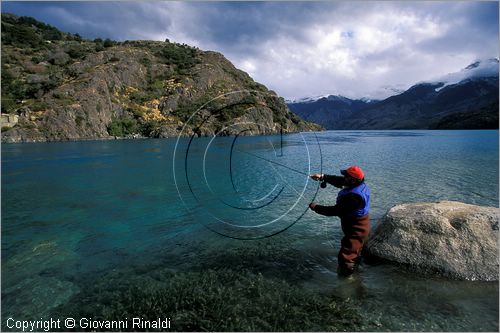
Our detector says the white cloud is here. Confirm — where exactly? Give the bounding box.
[240,60,257,77]
[218,2,497,100]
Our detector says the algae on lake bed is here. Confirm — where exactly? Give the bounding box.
[52,267,362,332]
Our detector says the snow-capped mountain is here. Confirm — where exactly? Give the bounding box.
[432,58,499,92]
[287,59,499,129]
[287,95,375,129]
[285,95,330,104]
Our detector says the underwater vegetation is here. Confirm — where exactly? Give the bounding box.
[55,268,361,331]
[50,241,363,331]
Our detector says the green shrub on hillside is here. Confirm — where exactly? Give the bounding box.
[1,14,64,48]
[67,45,86,59]
[127,106,145,119]
[155,43,200,73]
[107,117,139,137]
[1,96,17,114]
[93,38,104,52]
[129,91,153,105]
[139,120,162,136]
[95,43,104,52]
[128,80,165,104]
[23,72,63,99]
[2,23,42,48]
[107,114,163,137]
[1,65,30,110]
[103,38,114,48]
[140,57,152,67]
[30,101,50,112]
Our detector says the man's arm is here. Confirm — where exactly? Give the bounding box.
[310,193,364,217]
[311,203,342,216]
[310,173,345,188]
[323,174,345,188]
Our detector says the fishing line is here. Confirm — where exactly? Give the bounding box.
[229,129,309,202]
[183,132,323,241]
[266,157,306,199]
[265,138,308,199]
[229,129,283,203]
[257,132,324,239]
[214,187,285,211]
[205,127,284,210]
[229,129,249,192]
[184,126,288,229]
[233,148,310,177]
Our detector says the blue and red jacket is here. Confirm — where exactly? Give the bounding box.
[312,175,370,219]
[337,182,370,218]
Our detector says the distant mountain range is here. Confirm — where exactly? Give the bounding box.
[288,59,499,129]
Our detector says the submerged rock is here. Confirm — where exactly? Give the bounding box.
[2,276,80,319]
[2,238,80,288]
[364,201,498,281]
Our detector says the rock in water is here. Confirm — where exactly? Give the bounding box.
[364,201,499,281]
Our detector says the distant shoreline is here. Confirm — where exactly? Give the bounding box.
[2,128,498,144]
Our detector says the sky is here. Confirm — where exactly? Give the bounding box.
[2,1,499,100]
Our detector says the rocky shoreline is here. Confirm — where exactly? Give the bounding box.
[1,127,319,143]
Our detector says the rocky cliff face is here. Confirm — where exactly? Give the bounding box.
[364,201,499,281]
[1,14,320,143]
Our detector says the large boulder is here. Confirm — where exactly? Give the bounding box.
[364,201,498,281]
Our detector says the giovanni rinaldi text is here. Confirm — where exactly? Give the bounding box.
[6,317,172,331]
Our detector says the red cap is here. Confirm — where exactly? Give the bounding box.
[340,166,365,180]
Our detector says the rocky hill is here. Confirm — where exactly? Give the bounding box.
[288,59,499,130]
[1,14,320,143]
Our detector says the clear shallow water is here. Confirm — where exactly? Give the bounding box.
[1,130,498,331]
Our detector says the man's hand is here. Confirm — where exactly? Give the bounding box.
[309,202,317,210]
[310,173,323,181]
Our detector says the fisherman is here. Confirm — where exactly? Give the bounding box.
[309,166,370,276]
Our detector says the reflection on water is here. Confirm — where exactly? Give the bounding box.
[1,130,498,331]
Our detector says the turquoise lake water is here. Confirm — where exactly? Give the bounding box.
[1,130,499,331]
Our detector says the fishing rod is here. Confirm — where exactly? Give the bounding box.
[233,148,328,188]
[233,148,310,177]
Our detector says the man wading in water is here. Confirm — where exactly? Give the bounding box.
[309,166,371,276]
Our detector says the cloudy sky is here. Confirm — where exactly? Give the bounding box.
[2,1,498,100]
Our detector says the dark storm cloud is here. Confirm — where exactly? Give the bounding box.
[1,1,173,40]
[2,1,330,45]
[177,2,335,52]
